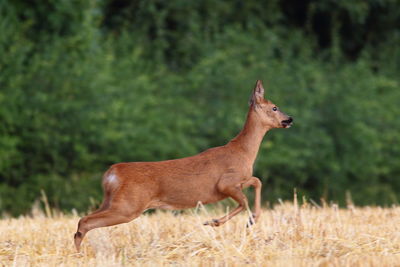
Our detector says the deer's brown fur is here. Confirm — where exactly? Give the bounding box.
[74,80,293,251]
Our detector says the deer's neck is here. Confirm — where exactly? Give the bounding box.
[229,108,270,165]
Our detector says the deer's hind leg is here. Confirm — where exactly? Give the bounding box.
[85,189,113,217]
[74,203,145,252]
[74,181,150,252]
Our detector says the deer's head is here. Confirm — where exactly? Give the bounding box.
[249,80,293,129]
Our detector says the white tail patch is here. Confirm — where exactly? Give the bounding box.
[104,172,119,190]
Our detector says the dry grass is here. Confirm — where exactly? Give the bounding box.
[1,201,400,267]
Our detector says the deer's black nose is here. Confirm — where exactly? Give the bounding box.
[281,117,293,128]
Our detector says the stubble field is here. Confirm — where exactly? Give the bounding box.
[1,201,400,266]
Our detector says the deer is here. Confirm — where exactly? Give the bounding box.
[74,80,293,252]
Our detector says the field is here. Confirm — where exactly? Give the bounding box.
[1,201,400,267]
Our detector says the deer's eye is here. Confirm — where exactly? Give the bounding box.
[272,107,278,111]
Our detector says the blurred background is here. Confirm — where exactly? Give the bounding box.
[0,0,399,216]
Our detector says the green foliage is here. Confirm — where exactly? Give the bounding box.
[0,0,399,216]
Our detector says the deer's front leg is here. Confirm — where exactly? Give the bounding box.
[204,176,249,227]
[242,176,262,224]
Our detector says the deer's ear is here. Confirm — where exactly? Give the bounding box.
[249,80,265,106]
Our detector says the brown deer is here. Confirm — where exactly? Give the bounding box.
[74,80,293,252]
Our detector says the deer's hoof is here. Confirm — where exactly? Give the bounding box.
[203,219,220,227]
[74,232,83,252]
[246,214,257,228]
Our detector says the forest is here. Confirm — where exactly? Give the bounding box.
[0,0,399,216]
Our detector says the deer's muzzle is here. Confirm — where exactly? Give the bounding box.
[281,117,293,128]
